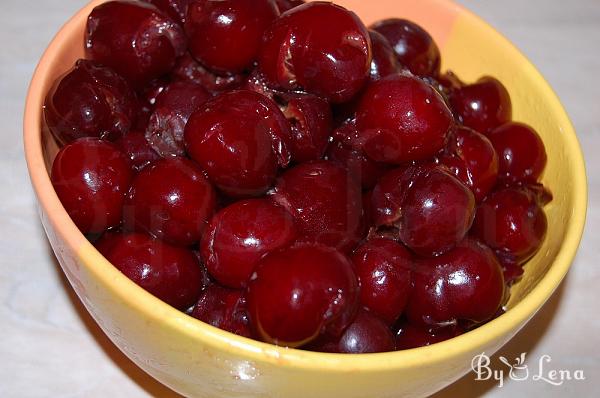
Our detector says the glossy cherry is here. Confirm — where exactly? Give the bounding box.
[96,232,205,310]
[200,199,298,288]
[326,139,390,190]
[51,138,133,234]
[406,238,505,327]
[142,0,192,25]
[371,164,475,256]
[247,244,359,347]
[259,2,371,103]
[270,160,363,252]
[185,0,279,74]
[44,59,136,145]
[371,18,441,78]
[449,76,512,134]
[145,80,211,157]
[472,186,548,264]
[171,52,246,93]
[368,30,402,82]
[395,321,462,350]
[440,126,499,202]
[488,122,547,184]
[351,239,413,325]
[114,130,161,171]
[311,308,396,353]
[280,93,333,162]
[191,284,252,338]
[85,1,187,88]
[355,74,453,164]
[123,157,216,247]
[185,90,292,197]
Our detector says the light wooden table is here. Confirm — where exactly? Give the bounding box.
[1,0,598,396]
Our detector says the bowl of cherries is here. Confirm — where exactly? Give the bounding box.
[24,0,586,397]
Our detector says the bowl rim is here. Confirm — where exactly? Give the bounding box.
[23,0,587,373]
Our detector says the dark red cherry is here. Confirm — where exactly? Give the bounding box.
[439,126,499,202]
[395,321,462,350]
[123,158,216,247]
[280,93,333,162]
[351,239,412,325]
[85,1,186,89]
[326,139,390,190]
[51,138,133,234]
[191,284,252,338]
[488,122,547,184]
[185,90,292,197]
[371,18,441,78]
[97,232,205,310]
[171,52,246,93]
[200,199,298,288]
[247,244,359,347]
[258,2,371,103]
[472,186,548,264]
[406,238,505,327]
[44,59,136,145]
[368,30,402,82]
[310,308,396,353]
[355,74,453,164]
[275,0,304,12]
[371,164,475,256]
[398,165,476,256]
[270,160,363,252]
[449,76,512,134]
[114,130,161,171]
[185,0,279,74]
[142,0,192,25]
[145,80,210,157]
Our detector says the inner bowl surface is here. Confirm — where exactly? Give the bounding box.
[24,0,587,397]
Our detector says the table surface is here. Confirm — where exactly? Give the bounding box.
[1,0,599,397]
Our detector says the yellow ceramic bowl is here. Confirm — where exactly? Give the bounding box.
[24,0,586,397]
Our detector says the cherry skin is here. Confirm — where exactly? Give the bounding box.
[395,321,462,350]
[191,284,253,338]
[200,199,298,288]
[449,76,512,134]
[275,0,304,13]
[247,244,359,347]
[142,0,192,25]
[123,157,216,247]
[370,18,441,78]
[85,1,187,89]
[370,164,475,256]
[270,160,363,253]
[44,59,136,145]
[368,30,402,82]
[51,138,133,235]
[258,2,371,103]
[355,74,453,164]
[310,308,396,353]
[96,232,205,310]
[114,130,161,171]
[185,90,292,197]
[439,126,499,202]
[171,52,246,93]
[326,139,390,190]
[406,238,505,327]
[488,122,547,184]
[351,239,413,325]
[185,0,279,74]
[145,80,211,157]
[472,186,548,264]
[279,93,333,162]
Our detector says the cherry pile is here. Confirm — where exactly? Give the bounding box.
[46,0,551,353]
